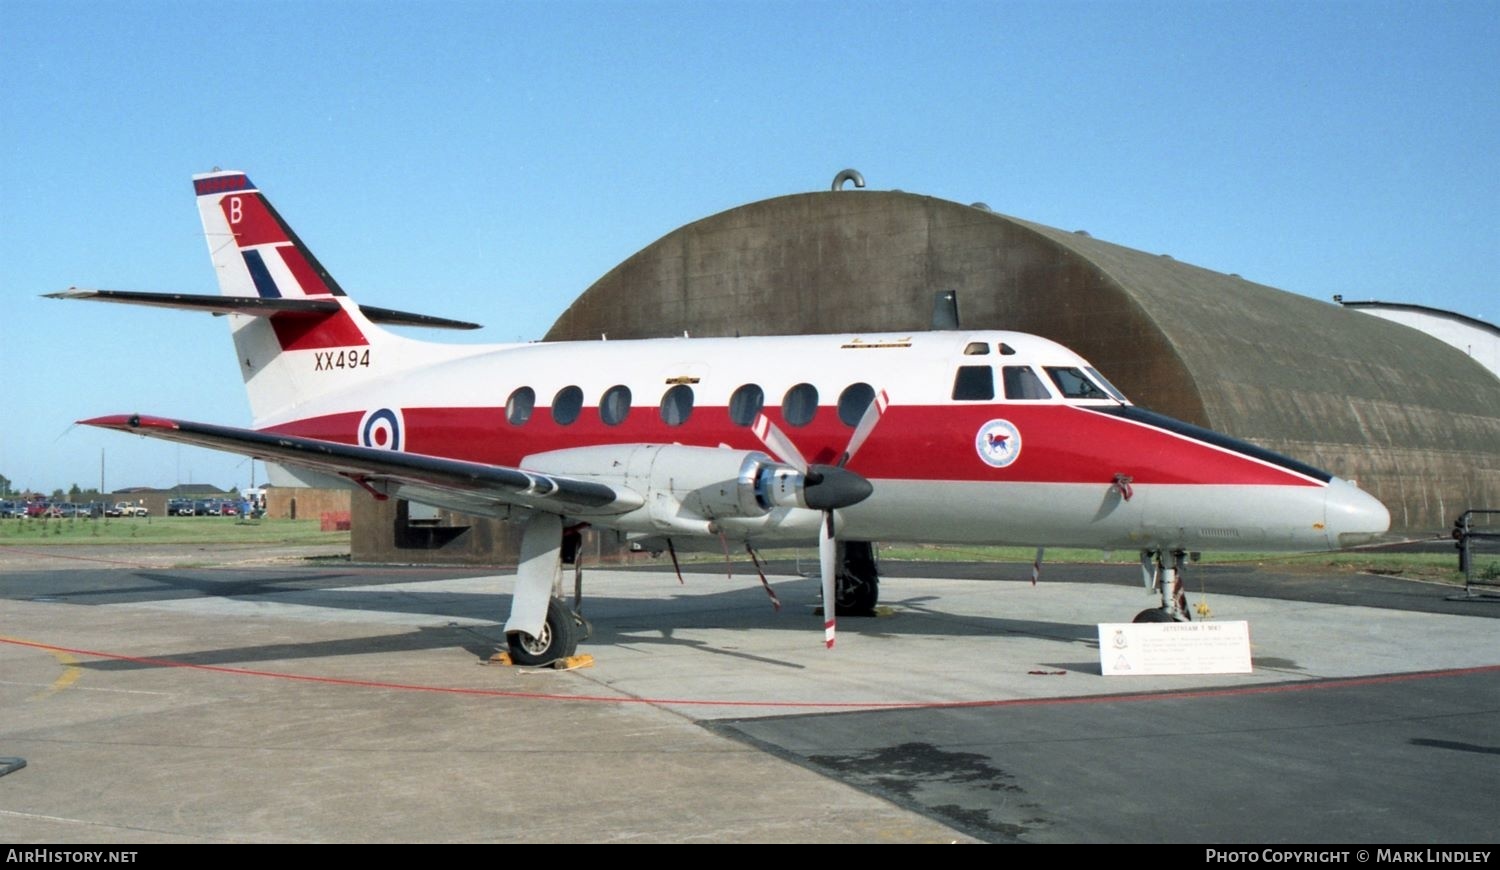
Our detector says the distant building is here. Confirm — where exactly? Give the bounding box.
[1338,300,1499,381]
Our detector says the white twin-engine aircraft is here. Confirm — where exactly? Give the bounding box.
[52,170,1391,664]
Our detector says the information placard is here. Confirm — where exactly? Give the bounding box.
[1098,620,1252,676]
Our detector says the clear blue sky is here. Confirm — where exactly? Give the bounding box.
[2,0,1495,495]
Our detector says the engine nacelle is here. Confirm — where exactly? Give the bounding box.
[648,445,780,520]
[521,444,872,535]
[522,444,773,526]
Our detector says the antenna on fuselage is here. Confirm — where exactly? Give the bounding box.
[931,290,960,330]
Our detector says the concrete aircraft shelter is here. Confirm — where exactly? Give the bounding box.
[547,185,1500,533]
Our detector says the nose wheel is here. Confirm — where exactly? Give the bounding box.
[1135,549,1192,623]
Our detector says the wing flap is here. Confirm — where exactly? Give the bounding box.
[82,414,641,517]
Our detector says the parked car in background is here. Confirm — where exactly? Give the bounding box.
[110,502,149,517]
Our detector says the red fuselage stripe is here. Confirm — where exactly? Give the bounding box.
[266,404,1322,487]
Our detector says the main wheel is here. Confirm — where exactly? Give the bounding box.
[835,572,879,616]
[835,541,880,616]
[507,598,581,666]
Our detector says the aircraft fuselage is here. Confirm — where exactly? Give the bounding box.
[250,328,1386,552]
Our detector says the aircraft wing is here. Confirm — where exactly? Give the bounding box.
[81,414,643,518]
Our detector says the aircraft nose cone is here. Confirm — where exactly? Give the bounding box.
[1324,477,1391,547]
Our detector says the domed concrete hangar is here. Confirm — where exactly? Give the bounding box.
[548,179,1500,534]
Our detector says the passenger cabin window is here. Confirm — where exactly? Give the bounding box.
[552,385,584,425]
[728,384,763,426]
[1045,367,1109,400]
[660,384,694,426]
[600,385,631,426]
[837,383,876,426]
[951,365,994,401]
[963,342,989,355]
[782,383,818,427]
[506,387,535,425]
[1003,366,1051,400]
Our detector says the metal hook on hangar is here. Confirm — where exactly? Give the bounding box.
[832,168,866,191]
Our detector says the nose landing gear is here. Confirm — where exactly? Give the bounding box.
[1135,548,1192,623]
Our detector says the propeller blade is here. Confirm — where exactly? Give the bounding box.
[752,413,810,474]
[819,511,837,649]
[839,389,889,467]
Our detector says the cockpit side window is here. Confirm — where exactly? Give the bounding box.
[951,365,994,401]
[963,342,989,355]
[1045,366,1110,400]
[1085,367,1128,402]
[1002,366,1052,400]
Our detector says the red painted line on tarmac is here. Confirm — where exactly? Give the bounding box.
[4,634,1497,711]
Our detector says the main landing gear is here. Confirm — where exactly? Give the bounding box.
[1135,548,1192,623]
[834,541,880,617]
[504,514,589,665]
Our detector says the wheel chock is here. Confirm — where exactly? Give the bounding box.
[486,651,595,671]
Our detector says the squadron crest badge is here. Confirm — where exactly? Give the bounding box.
[975,419,1022,468]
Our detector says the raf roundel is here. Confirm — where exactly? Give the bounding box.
[360,408,404,451]
[975,418,1022,468]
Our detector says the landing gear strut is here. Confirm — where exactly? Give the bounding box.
[835,541,880,616]
[1135,548,1191,623]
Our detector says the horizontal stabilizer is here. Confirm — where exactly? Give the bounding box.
[81,413,642,517]
[45,288,482,331]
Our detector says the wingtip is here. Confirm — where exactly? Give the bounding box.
[43,287,91,300]
[78,414,178,431]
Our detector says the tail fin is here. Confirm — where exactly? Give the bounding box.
[48,172,488,437]
[195,170,376,343]
[194,170,393,422]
